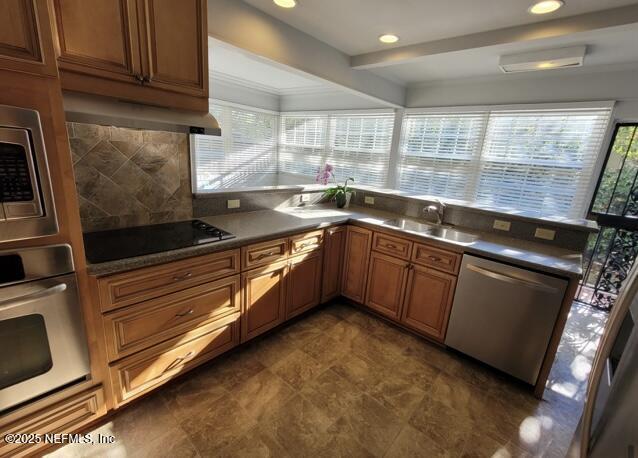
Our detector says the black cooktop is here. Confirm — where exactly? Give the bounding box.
[83,220,235,264]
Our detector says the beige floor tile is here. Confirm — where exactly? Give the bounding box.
[233,368,296,420]
[385,424,452,458]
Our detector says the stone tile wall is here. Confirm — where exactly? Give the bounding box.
[68,122,192,233]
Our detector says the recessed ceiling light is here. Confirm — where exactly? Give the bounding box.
[528,0,564,15]
[379,34,399,44]
[273,0,297,8]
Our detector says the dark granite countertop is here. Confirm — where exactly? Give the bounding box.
[86,205,583,279]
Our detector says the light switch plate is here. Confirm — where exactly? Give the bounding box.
[493,220,511,231]
[364,196,375,205]
[227,199,240,209]
[535,227,556,240]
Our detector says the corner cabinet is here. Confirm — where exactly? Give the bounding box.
[322,226,347,301]
[341,226,372,303]
[50,0,208,110]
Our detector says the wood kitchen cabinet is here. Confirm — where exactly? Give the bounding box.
[341,226,372,303]
[400,264,456,341]
[241,260,288,342]
[50,0,208,110]
[322,226,346,301]
[0,0,58,76]
[365,251,409,320]
[286,251,323,319]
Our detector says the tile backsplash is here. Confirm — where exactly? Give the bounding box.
[67,122,192,233]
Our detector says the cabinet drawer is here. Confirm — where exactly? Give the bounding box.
[97,249,240,312]
[242,238,288,269]
[372,232,413,260]
[290,230,324,256]
[412,243,460,274]
[110,314,240,406]
[103,275,241,361]
[0,386,105,458]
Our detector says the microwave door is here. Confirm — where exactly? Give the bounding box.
[0,127,43,220]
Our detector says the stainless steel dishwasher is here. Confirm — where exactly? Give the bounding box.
[445,254,568,385]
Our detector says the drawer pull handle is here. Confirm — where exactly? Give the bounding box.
[173,272,193,281]
[296,242,313,250]
[427,255,442,262]
[163,351,195,373]
[385,244,397,249]
[256,251,276,260]
[175,309,194,318]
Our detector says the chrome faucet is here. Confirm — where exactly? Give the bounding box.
[424,199,446,225]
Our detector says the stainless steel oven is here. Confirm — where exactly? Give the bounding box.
[0,245,90,412]
[0,104,58,242]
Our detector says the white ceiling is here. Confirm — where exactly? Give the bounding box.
[209,38,326,94]
[242,0,638,55]
[370,23,638,84]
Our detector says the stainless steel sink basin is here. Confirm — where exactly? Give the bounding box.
[384,218,477,245]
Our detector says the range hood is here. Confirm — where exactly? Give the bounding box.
[63,92,221,136]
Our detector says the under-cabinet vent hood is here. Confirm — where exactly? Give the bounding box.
[63,92,221,136]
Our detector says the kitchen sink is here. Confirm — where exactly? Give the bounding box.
[384,218,477,245]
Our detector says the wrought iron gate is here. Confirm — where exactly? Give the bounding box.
[576,123,638,311]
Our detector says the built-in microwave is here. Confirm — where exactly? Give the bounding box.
[0,104,58,242]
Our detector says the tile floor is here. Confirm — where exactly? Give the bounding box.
[47,301,607,458]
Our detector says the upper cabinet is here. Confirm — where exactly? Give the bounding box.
[0,0,57,77]
[50,0,208,110]
[138,0,207,97]
[52,0,142,83]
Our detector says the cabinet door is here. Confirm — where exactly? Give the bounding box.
[365,252,409,320]
[286,252,322,319]
[138,0,207,96]
[401,264,456,341]
[52,0,141,82]
[341,226,372,303]
[241,261,288,343]
[0,0,57,76]
[321,226,346,302]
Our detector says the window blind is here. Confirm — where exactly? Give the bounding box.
[278,112,395,187]
[191,103,278,191]
[399,106,612,217]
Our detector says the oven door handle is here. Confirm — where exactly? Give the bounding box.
[0,283,67,312]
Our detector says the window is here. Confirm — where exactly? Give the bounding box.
[399,104,613,218]
[279,112,395,187]
[191,103,278,191]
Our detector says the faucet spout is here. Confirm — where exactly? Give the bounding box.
[424,199,446,225]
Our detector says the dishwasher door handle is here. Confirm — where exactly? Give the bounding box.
[466,263,559,294]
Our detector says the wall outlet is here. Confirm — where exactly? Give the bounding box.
[493,219,511,231]
[227,199,240,209]
[364,196,375,205]
[535,227,556,240]
[300,193,310,203]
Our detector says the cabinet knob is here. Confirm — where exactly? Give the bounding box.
[173,271,193,281]
[134,74,144,83]
[428,255,442,262]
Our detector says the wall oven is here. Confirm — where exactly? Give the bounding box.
[0,104,58,242]
[0,244,90,412]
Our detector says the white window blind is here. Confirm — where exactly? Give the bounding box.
[191,103,278,191]
[399,105,612,217]
[278,112,395,187]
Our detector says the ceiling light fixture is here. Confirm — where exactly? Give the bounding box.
[379,34,399,44]
[528,0,564,15]
[273,0,297,8]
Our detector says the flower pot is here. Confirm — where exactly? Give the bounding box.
[336,192,352,208]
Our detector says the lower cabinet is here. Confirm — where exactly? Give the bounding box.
[286,251,323,319]
[321,226,346,302]
[400,264,457,341]
[365,251,409,320]
[0,386,105,458]
[341,226,372,302]
[241,260,288,342]
[110,314,240,406]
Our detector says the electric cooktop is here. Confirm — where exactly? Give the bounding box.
[83,219,235,264]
